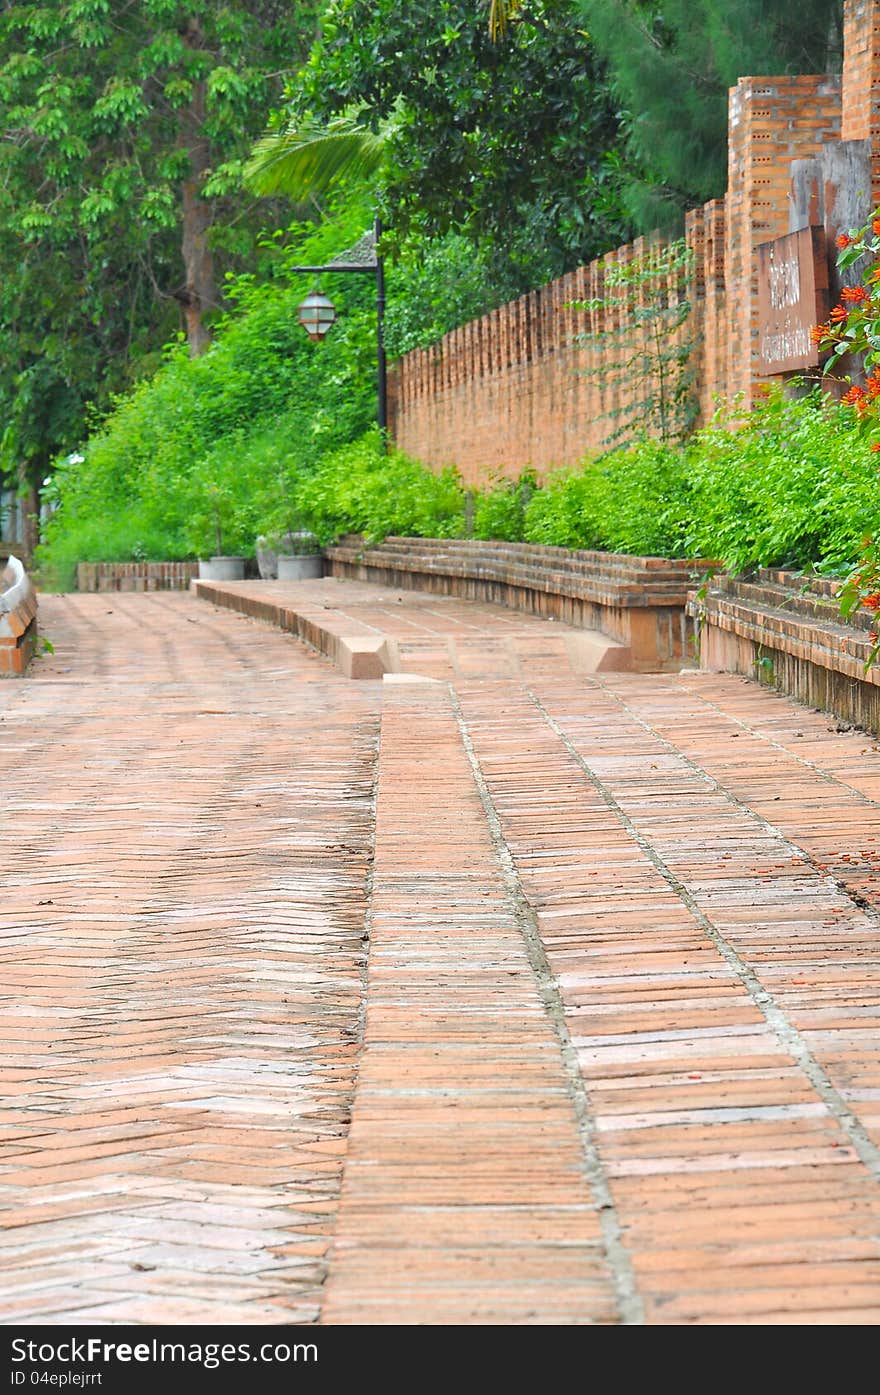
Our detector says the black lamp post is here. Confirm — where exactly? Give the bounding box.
[290,217,388,438]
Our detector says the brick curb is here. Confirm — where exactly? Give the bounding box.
[0,555,37,675]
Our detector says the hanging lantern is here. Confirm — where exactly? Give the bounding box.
[297,289,337,341]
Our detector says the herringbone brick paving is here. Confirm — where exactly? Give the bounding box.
[0,593,378,1323]
[4,587,880,1323]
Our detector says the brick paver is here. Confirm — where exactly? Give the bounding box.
[455,676,880,1322]
[4,586,880,1323]
[0,593,378,1323]
[321,680,629,1324]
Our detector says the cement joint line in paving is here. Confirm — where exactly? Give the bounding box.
[448,683,645,1327]
[682,680,880,808]
[591,675,880,943]
[349,726,379,1112]
[527,682,880,1187]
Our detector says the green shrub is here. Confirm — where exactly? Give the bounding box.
[294,430,465,543]
[472,470,537,542]
[525,389,877,570]
[683,389,873,572]
[39,310,880,591]
[37,200,380,587]
[522,441,691,556]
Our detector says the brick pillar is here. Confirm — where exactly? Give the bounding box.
[842,0,880,202]
[726,74,841,406]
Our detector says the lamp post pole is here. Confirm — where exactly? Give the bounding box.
[290,217,388,444]
[374,218,387,435]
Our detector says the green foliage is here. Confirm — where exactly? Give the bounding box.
[385,234,522,357]
[38,207,379,587]
[523,441,691,555]
[471,470,537,542]
[245,111,391,203]
[294,430,465,543]
[0,0,319,490]
[524,390,875,570]
[289,0,632,290]
[681,392,872,572]
[278,388,878,574]
[815,211,880,411]
[580,0,842,232]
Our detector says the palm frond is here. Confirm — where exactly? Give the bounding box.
[243,115,387,200]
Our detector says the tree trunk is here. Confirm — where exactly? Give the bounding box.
[179,21,216,357]
[17,464,39,561]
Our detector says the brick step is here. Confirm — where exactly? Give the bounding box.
[324,541,706,669]
[757,567,843,601]
[193,576,633,680]
[359,534,700,571]
[321,677,619,1324]
[690,568,880,732]
[709,575,869,630]
[77,561,199,592]
[193,577,395,678]
[329,535,711,605]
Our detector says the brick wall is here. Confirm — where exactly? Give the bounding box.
[389,0,877,486]
[77,561,199,592]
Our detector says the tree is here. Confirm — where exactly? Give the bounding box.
[0,0,318,513]
[578,0,844,231]
[265,0,632,291]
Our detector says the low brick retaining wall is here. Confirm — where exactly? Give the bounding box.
[325,536,714,669]
[689,569,880,732]
[77,561,199,592]
[0,556,37,675]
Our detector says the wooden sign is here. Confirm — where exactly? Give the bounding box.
[756,226,828,375]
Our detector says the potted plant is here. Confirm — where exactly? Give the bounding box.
[256,463,323,581]
[187,449,248,581]
[276,528,322,580]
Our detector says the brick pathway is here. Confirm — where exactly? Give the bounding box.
[0,593,378,1323]
[3,587,880,1323]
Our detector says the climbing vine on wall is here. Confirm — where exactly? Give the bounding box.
[573,238,699,449]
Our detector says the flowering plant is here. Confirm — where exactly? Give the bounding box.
[814,212,880,666]
[813,213,880,431]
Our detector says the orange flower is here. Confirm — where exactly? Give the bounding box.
[842,285,868,303]
[873,218,880,236]
[837,233,853,249]
[843,384,867,404]
[863,593,880,609]
[830,304,848,323]
[871,441,880,451]
[867,374,880,398]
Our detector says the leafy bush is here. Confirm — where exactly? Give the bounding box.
[682,390,873,572]
[524,390,875,571]
[293,429,465,543]
[523,440,692,555]
[39,303,879,593]
[37,196,380,588]
[471,470,537,542]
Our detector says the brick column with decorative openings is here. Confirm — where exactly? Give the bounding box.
[842,0,880,203]
[726,74,841,407]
